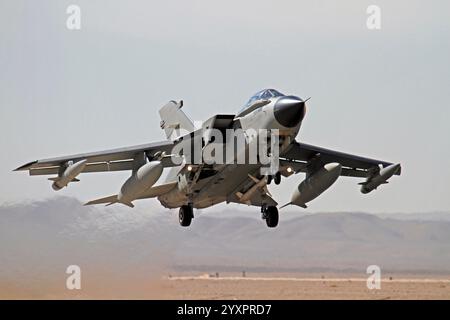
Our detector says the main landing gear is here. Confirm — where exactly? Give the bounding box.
[179,204,194,227]
[179,204,278,228]
[262,205,279,228]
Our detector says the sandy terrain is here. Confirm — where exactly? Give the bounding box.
[2,273,450,299]
[159,274,450,300]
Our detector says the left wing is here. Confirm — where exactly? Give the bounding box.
[14,140,176,176]
[280,141,401,178]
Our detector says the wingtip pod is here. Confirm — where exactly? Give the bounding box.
[394,163,402,176]
[360,163,401,194]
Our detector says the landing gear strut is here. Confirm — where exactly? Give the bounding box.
[267,172,281,185]
[262,205,279,228]
[274,172,281,185]
[179,204,194,227]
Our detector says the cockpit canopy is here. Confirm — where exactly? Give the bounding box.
[237,89,285,116]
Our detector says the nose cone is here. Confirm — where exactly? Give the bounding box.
[274,96,306,128]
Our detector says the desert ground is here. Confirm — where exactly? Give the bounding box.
[3,272,450,300]
[158,273,450,300]
[3,199,450,300]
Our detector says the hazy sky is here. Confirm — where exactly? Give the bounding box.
[1,0,449,213]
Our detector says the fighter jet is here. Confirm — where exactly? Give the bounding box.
[15,89,401,228]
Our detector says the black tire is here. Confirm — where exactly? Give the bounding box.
[274,172,281,185]
[179,205,192,227]
[267,175,273,185]
[265,206,279,228]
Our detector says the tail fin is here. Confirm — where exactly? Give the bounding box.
[159,100,194,140]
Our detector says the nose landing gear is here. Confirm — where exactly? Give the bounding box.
[274,172,281,185]
[267,172,281,185]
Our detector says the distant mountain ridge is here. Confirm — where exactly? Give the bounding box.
[1,197,450,287]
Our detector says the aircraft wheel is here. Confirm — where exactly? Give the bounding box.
[179,205,193,227]
[265,206,279,228]
[274,172,281,185]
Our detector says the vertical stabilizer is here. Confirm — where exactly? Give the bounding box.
[159,100,194,140]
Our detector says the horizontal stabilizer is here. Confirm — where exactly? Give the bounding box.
[85,195,118,206]
[279,202,290,209]
[121,202,134,208]
[358,179,389,186]
[137,182,178,199]
[280,202,307,209]
[48,177,80,182]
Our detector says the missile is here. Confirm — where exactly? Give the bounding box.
[236,174,271,204]
[117,161,163,207]
[281,162,342,209]
[360,163,401,194]
[49,159,87,191]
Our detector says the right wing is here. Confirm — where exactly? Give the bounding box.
[14,140,177,176]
